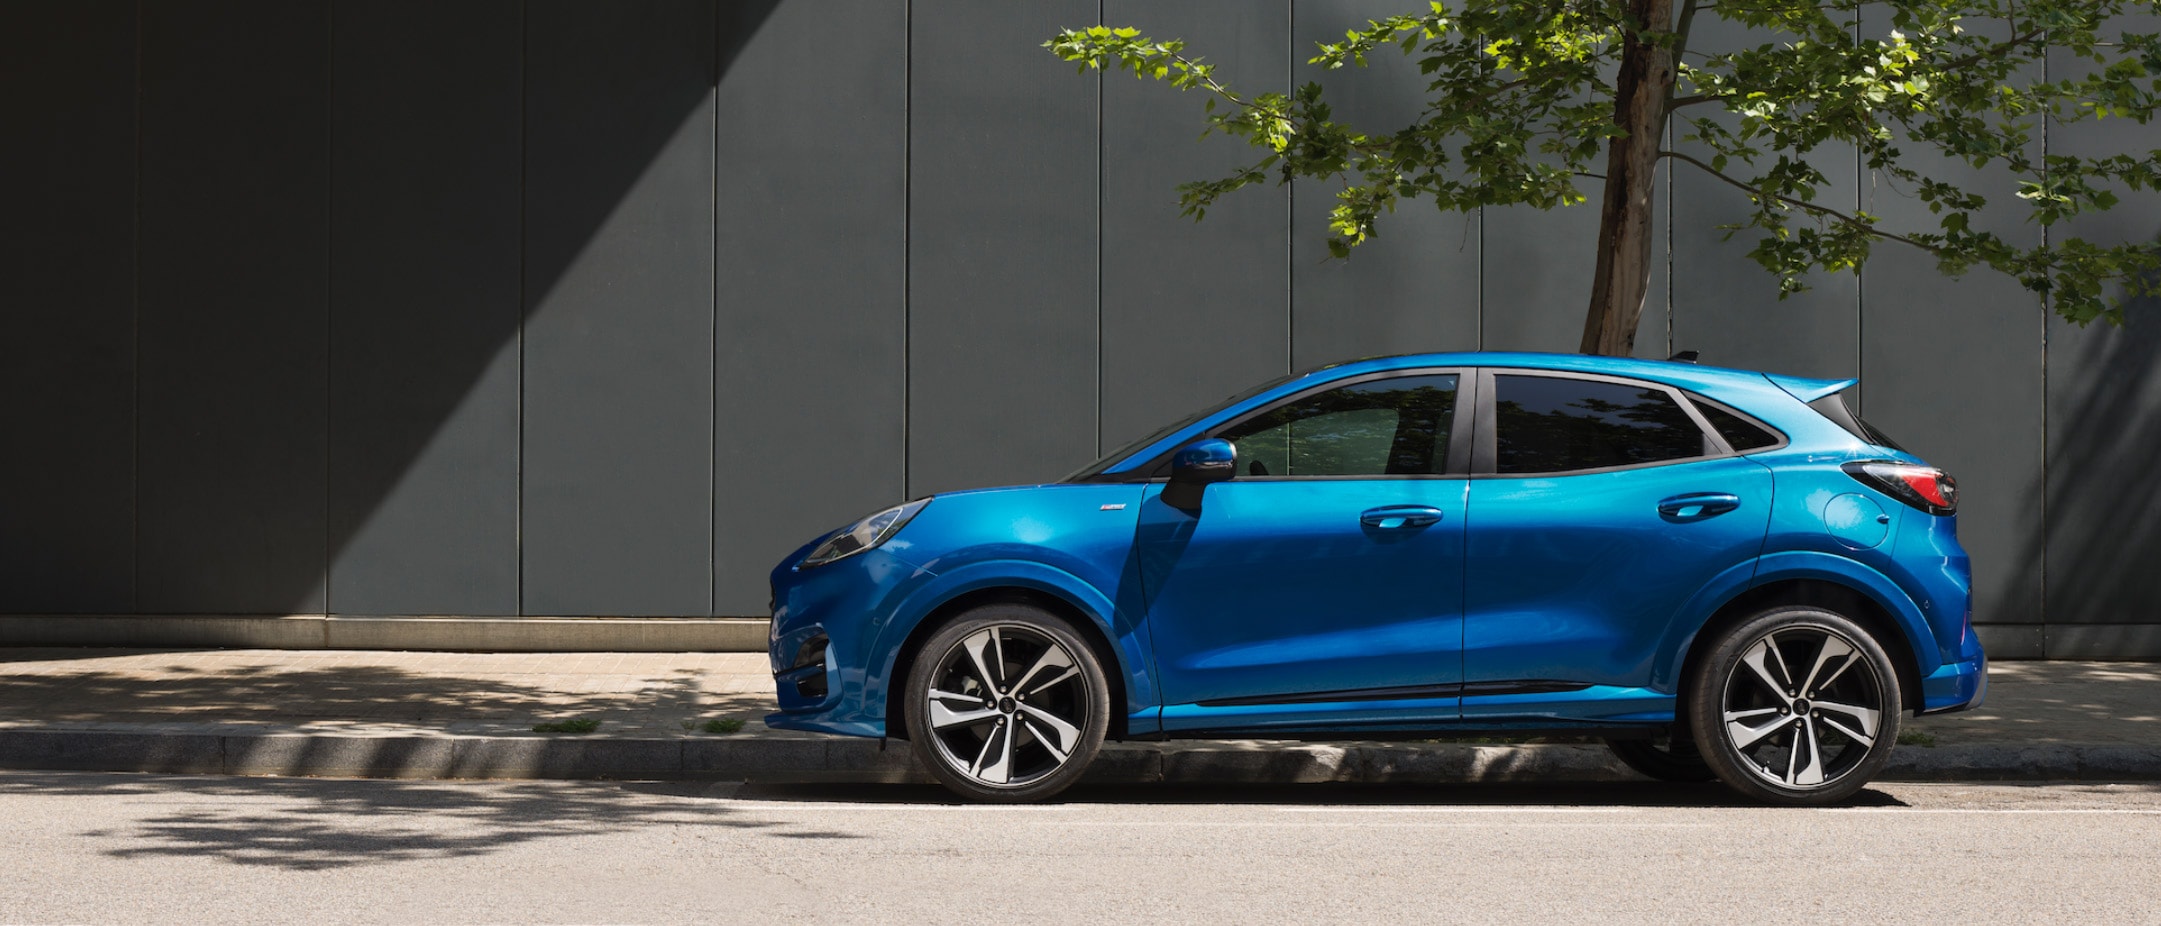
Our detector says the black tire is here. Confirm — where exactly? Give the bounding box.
[903,604,1110,803]
[1688,606,1904,806]
[1606,731,1716,783]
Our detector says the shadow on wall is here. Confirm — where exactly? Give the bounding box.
[321,0,781,619]
[2010,278,2161,642]
[4,1,777,617]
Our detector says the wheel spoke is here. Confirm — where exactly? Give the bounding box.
[970,719,1014,784]
[1791,717,1827,786]
[928,690,1000,730]
[1021,716,1071,762]
[1740,639,1792,698]
[1797,635,1856,696]
[1017,703,1080,758]
[1813,700,1881,738]
[962,630,1005,695]
[1727,714,1790,751]
[1818,713,1875,747]
[1008,645,1075,697]
[1723,706,1780,723]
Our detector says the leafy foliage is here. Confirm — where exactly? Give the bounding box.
[1047,2,2161,326]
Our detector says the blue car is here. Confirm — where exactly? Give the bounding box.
[767,352,1986,804]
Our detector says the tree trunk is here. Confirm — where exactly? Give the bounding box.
[1579,0,1678,357]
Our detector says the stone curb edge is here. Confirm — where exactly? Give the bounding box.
[2,729,2156,785]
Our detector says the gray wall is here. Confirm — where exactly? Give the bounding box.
[2,0,2155,657]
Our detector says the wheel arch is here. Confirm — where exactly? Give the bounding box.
[878,577,1137,743]
[1676,575,1927,716]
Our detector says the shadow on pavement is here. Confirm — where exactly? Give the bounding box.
[0,660,761,727]
[716,780,1911,809]
[0,772,770,871]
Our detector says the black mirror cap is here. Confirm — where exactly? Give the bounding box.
[1164,438,1236,510]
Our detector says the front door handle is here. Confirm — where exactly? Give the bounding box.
[1360,505,1446,529]
[1658,492,1742,523]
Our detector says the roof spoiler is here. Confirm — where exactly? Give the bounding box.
[1765,372,1859,404]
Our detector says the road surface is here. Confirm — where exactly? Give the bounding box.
[1,771,2156,923]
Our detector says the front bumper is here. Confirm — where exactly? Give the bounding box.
[763,546,937,739]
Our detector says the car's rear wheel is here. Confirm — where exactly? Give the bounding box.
[1605,730,1715,782]
[903,605,1109,803]
[1688,606,1903,806]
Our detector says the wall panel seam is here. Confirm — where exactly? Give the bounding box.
[709,2,720,617]
[131,0,144,613]
[902,0,913,498]
[516,0,529,616]
[323,0,336,615]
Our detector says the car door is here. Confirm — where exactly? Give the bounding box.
[1460,370,1774,722]
[1135,370,1471,733]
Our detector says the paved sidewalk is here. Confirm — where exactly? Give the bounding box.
[0,648,2155,784]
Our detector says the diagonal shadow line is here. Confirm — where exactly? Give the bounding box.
[317,0,779,618]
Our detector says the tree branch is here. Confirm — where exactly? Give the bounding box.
[1661,150,1945,254]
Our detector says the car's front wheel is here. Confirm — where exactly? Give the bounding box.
[903,604,1109,802]
[1688,606,1903,806]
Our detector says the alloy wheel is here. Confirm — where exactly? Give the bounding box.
[1718,625,1886,791]
[923,623,1093,789]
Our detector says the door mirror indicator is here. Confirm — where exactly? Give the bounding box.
[1164,438,1236,510]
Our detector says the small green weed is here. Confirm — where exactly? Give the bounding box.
[532,717,601,734]
[700,718,746,735]
[1896,730,1937,747]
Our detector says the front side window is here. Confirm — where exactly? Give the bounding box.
[1493,374,1707,474]
[1219,374,1458,477]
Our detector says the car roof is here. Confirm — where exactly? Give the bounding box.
[1304,350,1807,395]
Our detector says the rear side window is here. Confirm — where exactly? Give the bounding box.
[1221,374,1458,477]
[1808,394,1906,451]
[1493,375,1707,474]
[1691,398,1782,452]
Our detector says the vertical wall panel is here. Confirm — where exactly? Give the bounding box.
[0,1,137,613]
[1482,205,1605,354]
[1858,13,2043,633]
[1480,57,1669,357]
[2041,14,2161,655]
[522,0,715,615]
[137,0,329,614]
[908,0,1099,494]
[712,0,906,616]
[1290,0,1479,370]
[1669,19,1856,380]
[1100,1,1288,450]
[328,1,523,616]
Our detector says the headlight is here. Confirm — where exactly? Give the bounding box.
[799,499,931,569]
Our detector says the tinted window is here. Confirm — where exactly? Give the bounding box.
[1494,375,1707,474]
[1808,394,1906,452]
[1692,398,1782,452]
[1221,374,1458,477]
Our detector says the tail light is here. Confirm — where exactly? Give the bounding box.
[1842,461,1957,515]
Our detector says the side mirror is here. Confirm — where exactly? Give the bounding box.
[1163,438,1235,510]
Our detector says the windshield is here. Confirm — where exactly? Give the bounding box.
[1062,371,1302,481]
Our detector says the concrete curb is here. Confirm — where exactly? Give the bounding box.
[2,728,2156,785]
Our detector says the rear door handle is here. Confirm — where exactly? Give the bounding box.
[1658,493,1742,523]
[1360,505,1446,529]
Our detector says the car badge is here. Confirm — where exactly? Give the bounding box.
[1099,503,1127,511]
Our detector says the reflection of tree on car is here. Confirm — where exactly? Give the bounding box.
[1227,381,1456,476]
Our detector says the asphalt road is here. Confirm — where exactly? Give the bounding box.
[2,772,2157,924]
